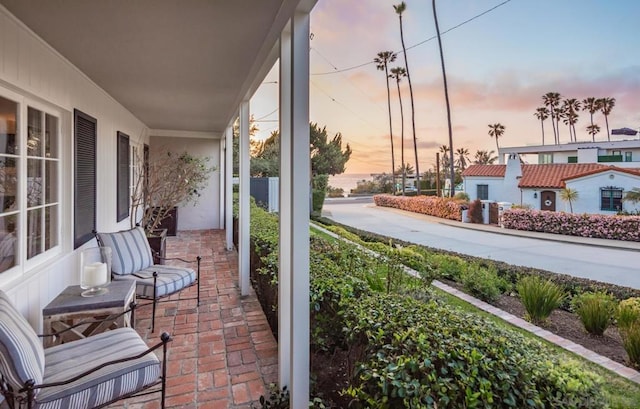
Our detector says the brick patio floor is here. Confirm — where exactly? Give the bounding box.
[109,229,278,409]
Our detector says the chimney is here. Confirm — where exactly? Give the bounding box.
[502,153,522,203]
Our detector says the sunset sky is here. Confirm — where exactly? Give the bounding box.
[250,0,640,174]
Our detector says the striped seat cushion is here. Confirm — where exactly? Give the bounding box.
[0,290,45,396]
[35,328,160,409]
[97,227,154,275]
[112,265,196,298]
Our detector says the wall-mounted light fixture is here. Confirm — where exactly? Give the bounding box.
[533,192,538,199]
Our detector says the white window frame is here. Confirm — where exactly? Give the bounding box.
[0,86,62,285]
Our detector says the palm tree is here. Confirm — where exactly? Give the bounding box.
[394,2,420,194]
[586,124,601,142]
[488,123,505,151]
[542,92,561,144]
[439,144,450,171]
[455,147,470,171]
[559,187,578,213]
[395,162,415,175]
[390,66,407,195]
[599,97,616,141]
[554,104,566,144]
[582,97,602,137]
[562,99,580,142]
[432,0,455,197]
[473,149,497,165]
[623,188,640,205]
[534,107,550,145]
[374,51,398,192]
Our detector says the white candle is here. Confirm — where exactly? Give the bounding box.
[83,262,108,287]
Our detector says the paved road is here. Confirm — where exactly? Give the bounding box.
[322,199,640,289]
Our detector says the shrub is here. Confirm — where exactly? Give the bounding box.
[453,191,470,202]
[618,298,640,368]
[571,291,617,335]
[517,276,565,324]
[618,297,640,330]
[373,194,463,221]
[460,262,510,303]
[468,199,483,223]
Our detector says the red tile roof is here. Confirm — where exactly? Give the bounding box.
[463,163,640,189]
[462,164,506,177]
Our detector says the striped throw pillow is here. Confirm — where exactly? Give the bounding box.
[97,227,154,275]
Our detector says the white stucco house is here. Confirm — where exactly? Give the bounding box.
[0,1,316,405]
[463,153,640,214]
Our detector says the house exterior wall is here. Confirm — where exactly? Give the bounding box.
[0,7,149,329]
[149,136,221,230]
[564,171,640,215]
[463,177,504,202]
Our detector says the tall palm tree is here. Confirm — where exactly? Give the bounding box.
[554,104,566,144]
[439,144,450,171]
[560,187,578,213]
[473,149,497,165]
[534,107,549,145]
[432,0,455,197]
[455,147,470,171]
[394,2,420,194]
[374,51,398,192]
[599,97,616,141]
[562,99,580,142]
[582,97,602,134]
[390,66,407,195]
[542,92,561,144]
[586,124,601,142]
[488,123,505,151]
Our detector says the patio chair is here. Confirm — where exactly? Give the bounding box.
[96,226,200,332]
[0,290,171,409]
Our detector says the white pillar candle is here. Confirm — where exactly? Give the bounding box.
[83,262,108,287]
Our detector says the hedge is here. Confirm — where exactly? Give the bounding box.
[373,194,463,221]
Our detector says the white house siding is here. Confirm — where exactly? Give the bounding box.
[463,177,504,202]
[0,7,149,330]
[564,171,640,215]
[149,136,221,230]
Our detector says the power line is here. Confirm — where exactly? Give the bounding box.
[311,0,513,76]
[255,107,278,121]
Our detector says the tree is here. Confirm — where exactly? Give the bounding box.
[250,130,280,177]
[488,123,505,150]
[599,97,616,141]
[432,0,455,197]
[232,115,260,176]
[473,149,497,165]
[439,145,450,172]
[390,66,407,195]
[586,124,601,142]
[534,107,550,145]
[394,2,421,194]
[374,51,398,193]
[559,187,578,213]
[542,92,561,144]
[554,104,566,144]
[562,98,580,142]
[582,97,602,136]
[455,147,470,171]
[623,188,640,205]
[310,123,352,176]
[396,162,415,176]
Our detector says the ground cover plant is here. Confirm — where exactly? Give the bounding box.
[242,202,627,408]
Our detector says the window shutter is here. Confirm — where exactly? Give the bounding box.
[116,131,130,222]
[74,109,97,248]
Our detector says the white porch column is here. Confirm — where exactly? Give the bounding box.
[219,137,225,229]
[225,126,234,250]
[239,101,251,296]
[279,11,310,407]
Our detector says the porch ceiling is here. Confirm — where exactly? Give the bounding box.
[0,0,307,136]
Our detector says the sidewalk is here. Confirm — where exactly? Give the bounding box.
[373,205,640,252]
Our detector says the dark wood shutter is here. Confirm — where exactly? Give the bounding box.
[116,131,130,222]
[74,109,97,249]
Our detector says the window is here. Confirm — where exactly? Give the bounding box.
[0,91,60,276]
[477,184,488,200]
[539,153,553,164]
[116,131,129,222]
[74,109,97,249]
[601,188,623,211]
[625,152,632,162]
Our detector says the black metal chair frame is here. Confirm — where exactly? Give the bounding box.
[0,307,172,409]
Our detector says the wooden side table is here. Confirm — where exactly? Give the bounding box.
[42,280,136,348]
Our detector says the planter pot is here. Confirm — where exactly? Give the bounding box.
[146,229,167,265]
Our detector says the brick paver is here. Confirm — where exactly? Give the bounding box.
[108,230,278,409]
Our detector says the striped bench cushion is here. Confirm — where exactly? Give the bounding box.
[112,265,196,298]
[0,290,45,396]
[36,328,160,409]
[97,227,154,275]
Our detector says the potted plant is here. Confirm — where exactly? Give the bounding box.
[130,149,215,260]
